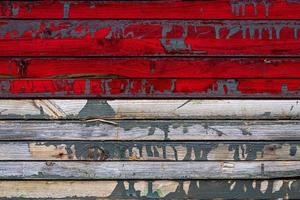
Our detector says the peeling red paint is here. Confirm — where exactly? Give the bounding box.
[0,20,299,56]
[0,79,299,98]
[1,1,300,19]
[1,58,300,79]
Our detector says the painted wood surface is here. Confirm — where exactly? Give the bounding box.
[0,161,300,179]
[0,180,299,199]
[3,58,300,79]
[1,120,300,141]
[2,1,300,199]
[0,99,299,119]
[1,1,300,19]
[0,20,300,57]
[1,180,299,199]
[2,79,300,98]
[1,141,300,161]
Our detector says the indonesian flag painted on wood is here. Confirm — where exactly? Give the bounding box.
[0,1,299,98]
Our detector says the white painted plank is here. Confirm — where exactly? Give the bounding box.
[0,100,299,119]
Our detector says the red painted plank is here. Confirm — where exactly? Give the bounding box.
[1,1,300,19]
[0,79,300,98]
[2,58,300,79]
[0,20,299,56]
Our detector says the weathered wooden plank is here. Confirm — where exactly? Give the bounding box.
[0,161,299,179]
[1,20,300,56]
[4,58,300,79]
[1,141,300,161]
[0,180,299,199]
[1,1,300,20]
[2,79,300,98]
[1,120,300,141]
[0,100,298,120]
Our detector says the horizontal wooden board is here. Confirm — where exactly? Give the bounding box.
[4,58,300,79]
[1,1,300,20]
[1,120,300,141]
[0,180,299,199]
[1,20,300,56]
[0,99,299,120]
[1,78,300,98]
[0,161,300,179]
[1,141,300,161]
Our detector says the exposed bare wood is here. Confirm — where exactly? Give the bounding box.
[0,120,299,141]
[0,161,299,179]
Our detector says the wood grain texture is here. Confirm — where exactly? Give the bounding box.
[2,79,300,98]
[1,2,300,199]
[1,120,300,141]
[1,141,300,161]
[0,99,299,120]
[0,161,300,179]
[1,0,300,19]
[0,20,300,56]
[3,58,300,79]
[0,180,299,199]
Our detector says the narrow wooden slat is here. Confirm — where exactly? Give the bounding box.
[1,141,300,161]
[0,180,299,199]
[0,120,300,141]
[1,1,300,19]
[1,78,300,98]
[0,100,298,120]
[0,20,300,56]
[0,161,299,179]
[3,58,300,79]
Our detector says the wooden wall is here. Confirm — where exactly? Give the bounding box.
[1,0,300,199]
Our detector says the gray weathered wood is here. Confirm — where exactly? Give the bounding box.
[0,120,300,140]
[0,161,299,179]
[0,180,299,199]
[0,99,299,119]
[0,141,299,161]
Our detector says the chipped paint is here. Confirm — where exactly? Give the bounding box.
[109,180,300,199]
[231,0,271,16]
[0,20,299,43]
[29,141,300,161]
[1,78,299,98]
[63,2,70,19]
